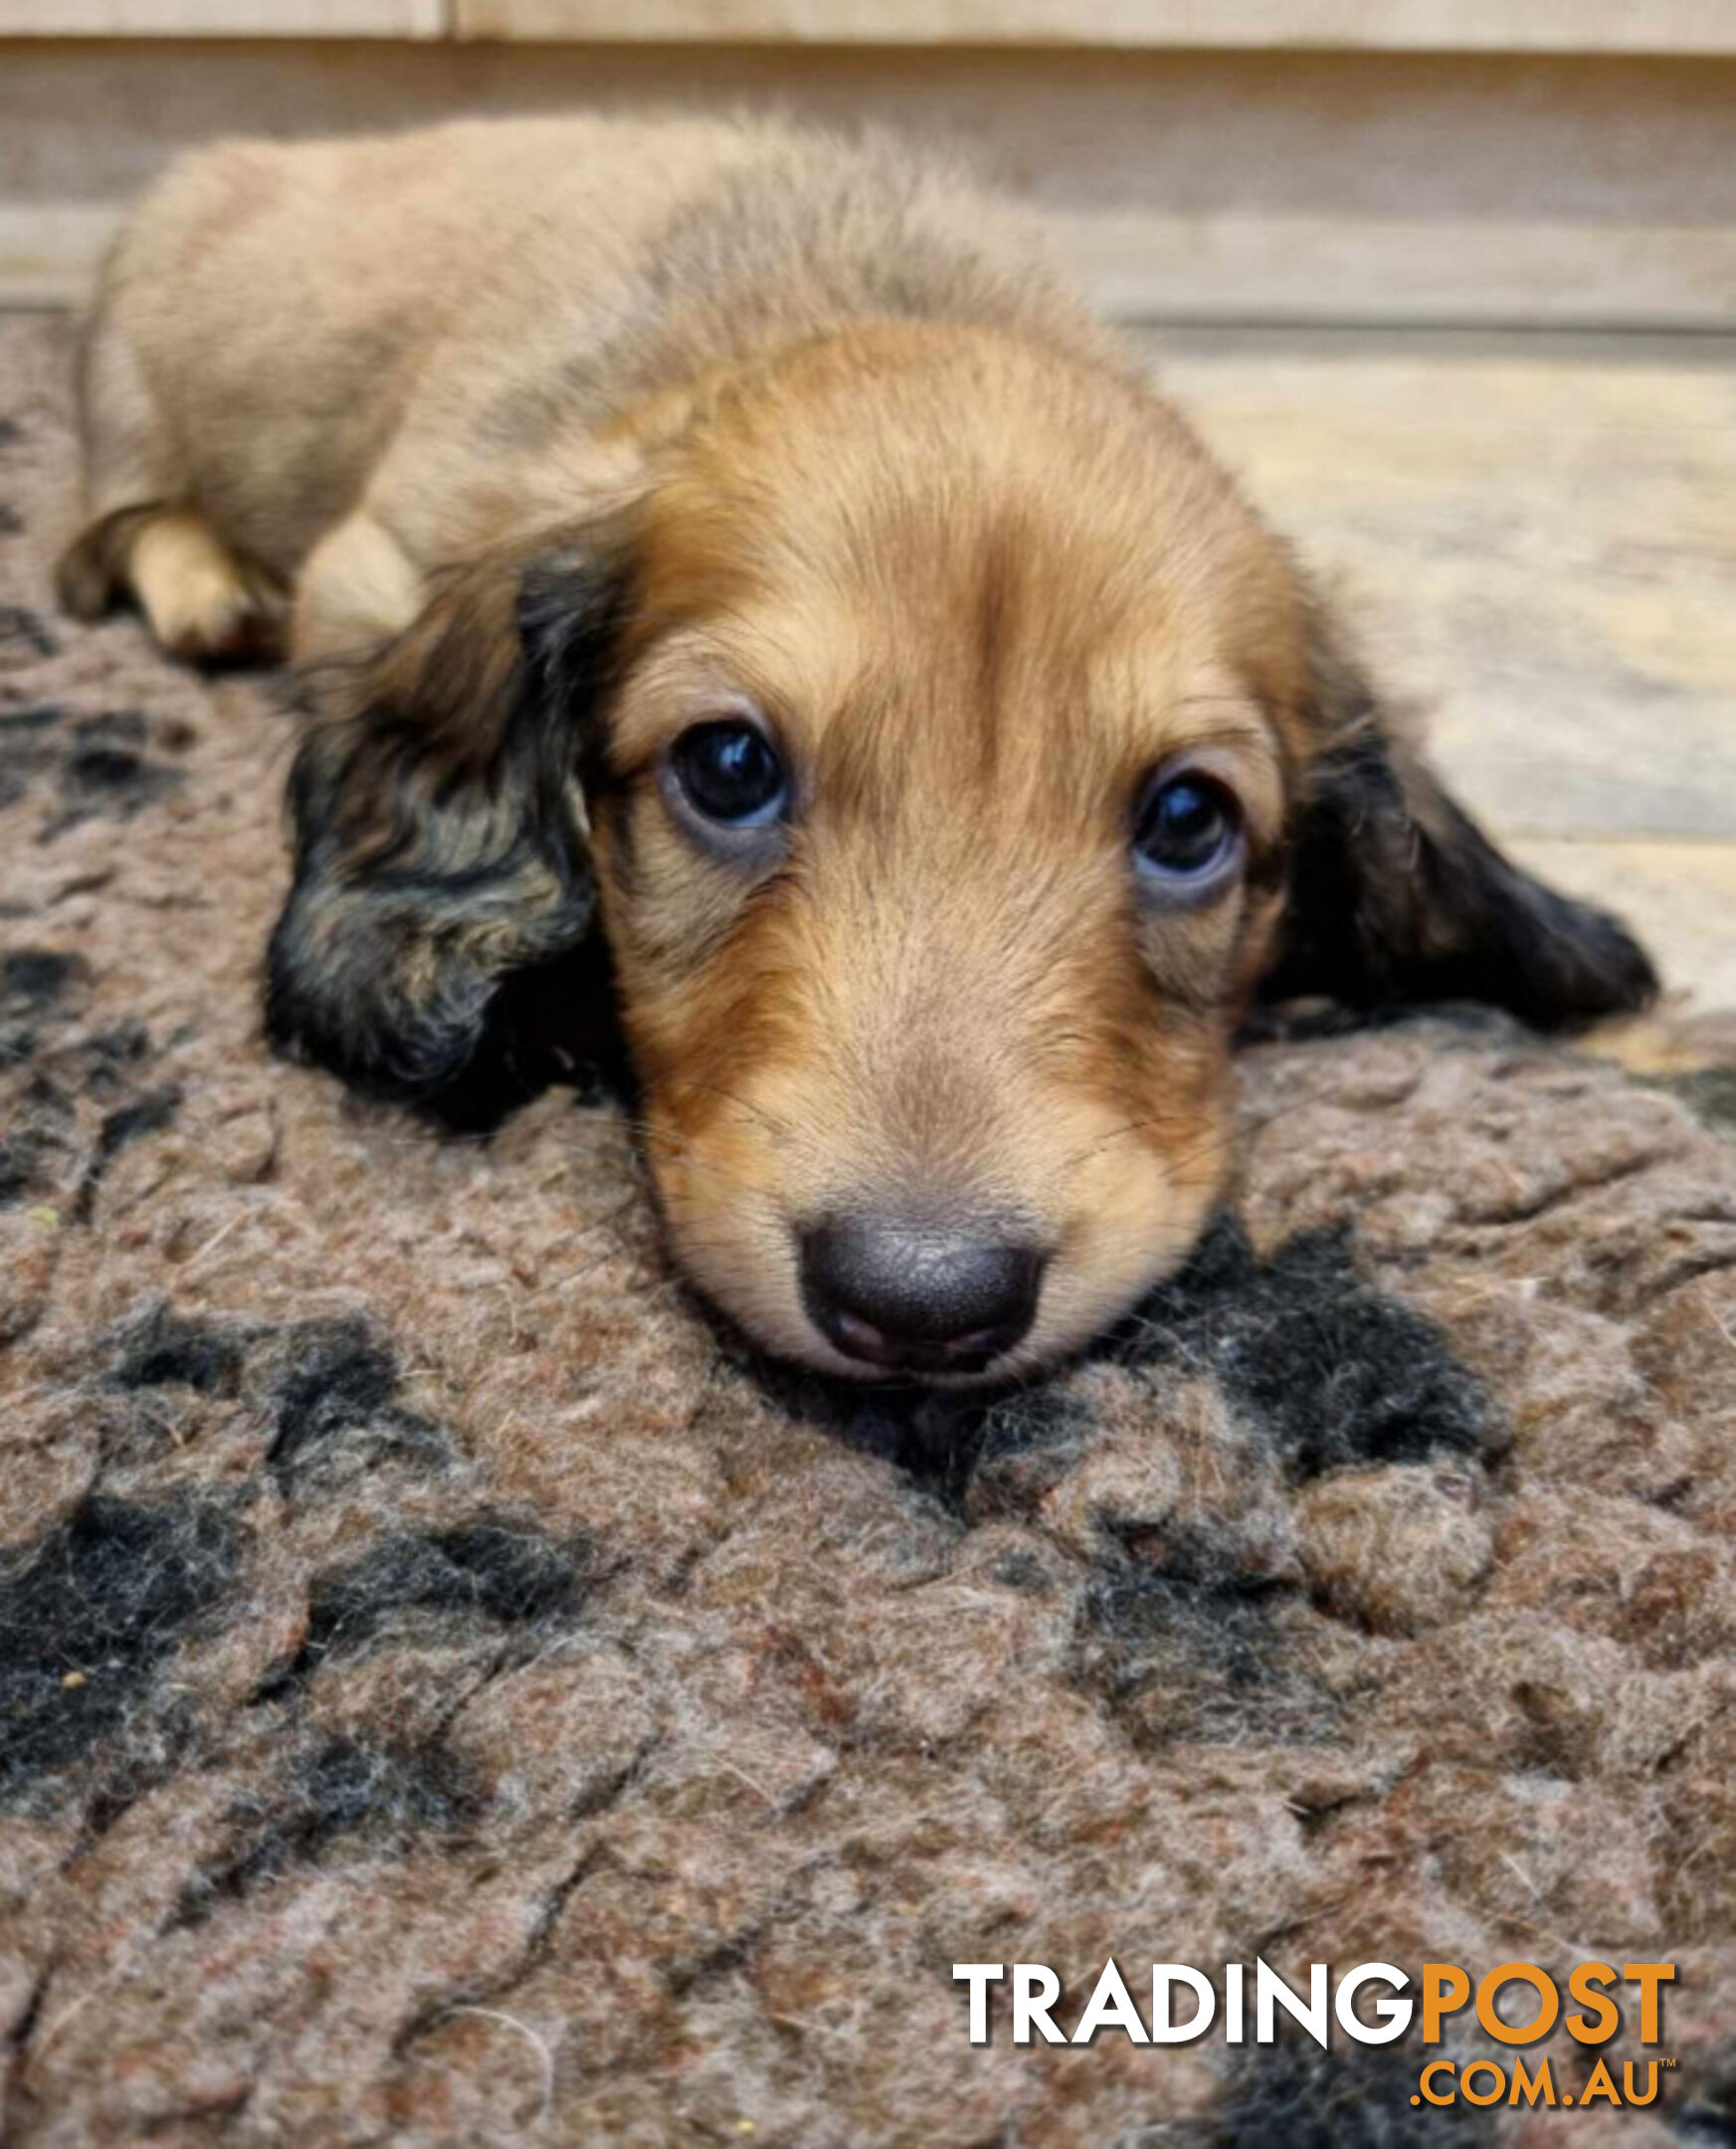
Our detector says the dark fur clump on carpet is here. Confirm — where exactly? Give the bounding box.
[4,316,1736,2146]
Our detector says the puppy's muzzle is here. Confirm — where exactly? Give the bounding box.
[799,1212,1045,1375]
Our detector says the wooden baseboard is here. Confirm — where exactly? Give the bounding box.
[4,39,1734,326]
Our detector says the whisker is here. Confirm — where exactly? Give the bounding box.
[1169,1072,1356,1182]
[1058,1112,1189,1174]
[674,1077,799,1144]
[624,1124,772,1189]
[1055,1065,1350,1185]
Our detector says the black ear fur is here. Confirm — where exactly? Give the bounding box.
[265,539,627,1109]
[1263,614,1657,1028]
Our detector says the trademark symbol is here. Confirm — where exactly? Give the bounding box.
[1661,2056,1678,2068]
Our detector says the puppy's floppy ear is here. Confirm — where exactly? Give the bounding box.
[1263,608,1656,1027]
[266,531,627,1104]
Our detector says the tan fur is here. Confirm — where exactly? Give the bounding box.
[63,113,1654,1380]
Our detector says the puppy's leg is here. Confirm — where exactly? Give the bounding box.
[58,308,284,663]
[139,509,282,662]
[289,509,425,669]
[59,503,286,665]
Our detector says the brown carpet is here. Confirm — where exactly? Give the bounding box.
[3,313,1736,2147]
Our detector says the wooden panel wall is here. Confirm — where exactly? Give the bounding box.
[2,20,1734,326]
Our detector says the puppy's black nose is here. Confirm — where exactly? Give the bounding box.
[799,1215,1043,1373]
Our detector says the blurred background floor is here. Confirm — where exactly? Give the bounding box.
[1144,325,1736,1008]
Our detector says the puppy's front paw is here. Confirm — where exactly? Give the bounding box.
[131,509,285,666]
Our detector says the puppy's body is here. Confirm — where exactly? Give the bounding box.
[68,116,1103,662]
[63,115,1655,1381]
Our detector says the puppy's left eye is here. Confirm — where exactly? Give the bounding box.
[669,719,789,829]
[1132,769,1244,898]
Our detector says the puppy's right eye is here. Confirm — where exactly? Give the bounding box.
[668,719,788,829]
[1131,766,1244,904]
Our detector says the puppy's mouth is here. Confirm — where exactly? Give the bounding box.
[793,1210,1049,1382]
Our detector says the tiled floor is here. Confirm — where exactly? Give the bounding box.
[1144,326,1736,1007]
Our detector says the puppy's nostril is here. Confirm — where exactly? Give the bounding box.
[799,1216,1043,1372]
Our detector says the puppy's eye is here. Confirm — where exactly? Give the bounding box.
[669,720,788,829]
[1132,769,1243,898]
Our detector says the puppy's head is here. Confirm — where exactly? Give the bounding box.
[269,325,1653,1380]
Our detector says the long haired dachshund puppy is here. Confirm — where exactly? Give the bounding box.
[61,115,1655,1382]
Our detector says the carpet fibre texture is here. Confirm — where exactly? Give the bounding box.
[4,315,1736,2146]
